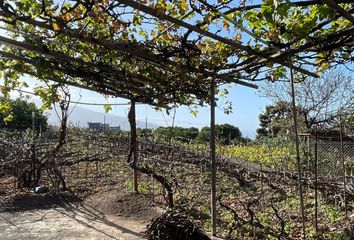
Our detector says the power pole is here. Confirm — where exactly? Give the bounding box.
[128,100,138,193]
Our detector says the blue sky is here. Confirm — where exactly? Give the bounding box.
[1,75,269,138]
[73,81,269,138]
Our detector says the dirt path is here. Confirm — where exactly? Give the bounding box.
[0,203,146,240]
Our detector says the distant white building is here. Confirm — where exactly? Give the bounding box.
[88,122,121,132]
[88,122,109,131]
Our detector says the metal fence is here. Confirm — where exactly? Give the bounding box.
[300,133,354,185]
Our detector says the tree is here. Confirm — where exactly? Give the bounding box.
[0,97,48,131]
[259,69,354,132]
[218,124,243,145]
[137,128,152,138]
[154,126,199,143]
[256,102,307,139]
[195,127,210,144]
[196,124,242,145]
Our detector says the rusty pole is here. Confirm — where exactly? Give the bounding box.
[210,78,217,236]
[289,65,306,237]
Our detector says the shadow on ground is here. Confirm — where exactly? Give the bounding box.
[0,192,146,240]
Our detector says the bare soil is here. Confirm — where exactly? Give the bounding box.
[0,180,163,240]
[84,188,162,222]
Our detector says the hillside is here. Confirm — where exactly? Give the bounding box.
[45,105,159,130]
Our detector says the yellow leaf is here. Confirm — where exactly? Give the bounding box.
[223,21,230,31]
[52,22,62,31]
[63,13,71,22]
[236,33,242,40]
[102,0,109,6]
[179,0,188,15]
[151,30,156,38]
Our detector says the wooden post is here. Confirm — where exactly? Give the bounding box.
[210,78,217,236]
[32,111,36,191]
[151,174,155,201]
[128,100,138,193]
[103,115,106,132]
[289,65,306,237]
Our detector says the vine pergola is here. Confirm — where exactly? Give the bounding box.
[0,0,353,237]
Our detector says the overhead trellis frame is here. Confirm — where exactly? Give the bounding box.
[0,9,259,106]
[118,0,320,78]
[0,1,353,101]
[0,0,353,237]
